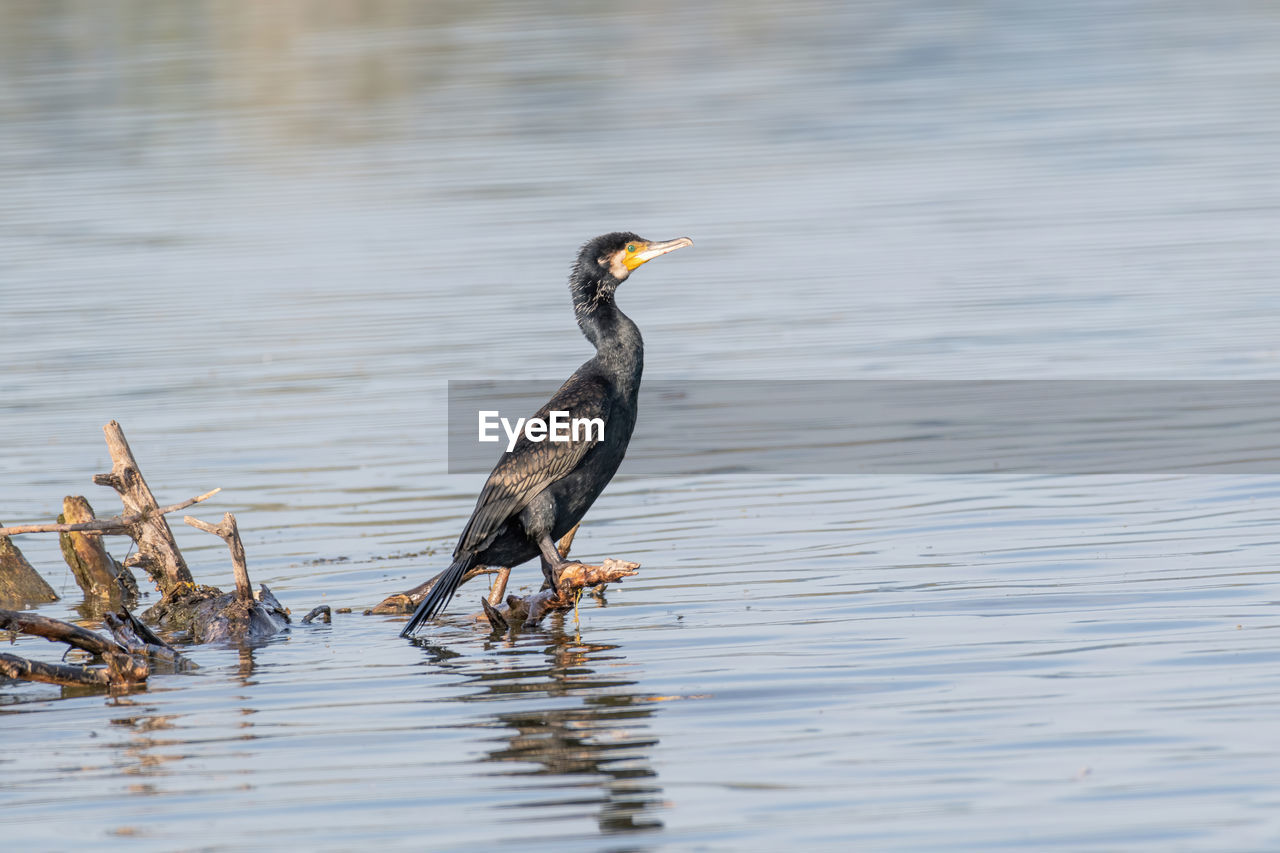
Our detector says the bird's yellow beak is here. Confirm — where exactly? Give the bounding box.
[623,236,694,271]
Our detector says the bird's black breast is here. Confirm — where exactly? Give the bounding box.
[453,362,637,562]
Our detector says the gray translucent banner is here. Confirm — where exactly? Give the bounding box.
[447,381,1280,475]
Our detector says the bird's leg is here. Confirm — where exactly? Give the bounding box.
[487,566,512,606]
[535,532,640,604]
[536,533,576,590]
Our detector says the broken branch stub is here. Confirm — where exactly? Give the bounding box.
[178,513,290,643]
[58,496,139,606]
[183,512,251,602]
[91,420,195,597]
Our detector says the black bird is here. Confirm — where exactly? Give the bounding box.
[401,232,693,636]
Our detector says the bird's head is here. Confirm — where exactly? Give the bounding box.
[571,232,694,312]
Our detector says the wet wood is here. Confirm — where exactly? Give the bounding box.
[0,653,115,687]
[0,527,58,609]
[302,605,332,624]
[0,422,302,657]
[90,420,196,597]
[473,524,631,632]
[371,523,581,616]
[370,564,496,615]
[103,611,195,670]
[1,608,123,656]
[480,596,508,632]
[0,608,148,687]
[487,566,512,606]
[178,513,291,643]
[0,489,221,537]
[184,586,291,644]
[141,580,291,644]
[58,496,138,605]
[511,558,639,628]
[184,513,252,602]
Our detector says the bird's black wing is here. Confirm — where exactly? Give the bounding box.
[454,373,612,558]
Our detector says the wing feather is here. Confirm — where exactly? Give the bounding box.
[454,373,611,557]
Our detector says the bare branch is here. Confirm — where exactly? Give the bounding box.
[183,512,251,602]
[0,489,221,537]
[93,420,196,595]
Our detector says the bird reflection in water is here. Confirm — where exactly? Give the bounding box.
[418,625,665,836]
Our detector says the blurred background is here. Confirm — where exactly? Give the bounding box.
[3,1,1280,850]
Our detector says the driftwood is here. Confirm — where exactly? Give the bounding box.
[0,528,58,609]
[302,605,332,624]
[102,611,195,671]
[0,608,148,688]
[370,564,500,615]
[370,523,581,616]
[184,513,253,601]
[1,422,291,657]
[58,496,139,608]
[174,513,290,644]
[0,489,220,538]
[373,522,637,632]
[92,420,197,597]
[485,558,640,632]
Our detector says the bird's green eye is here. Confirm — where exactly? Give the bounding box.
[626,244,636,253]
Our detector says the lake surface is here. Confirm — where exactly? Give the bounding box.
[3,1,1280,849]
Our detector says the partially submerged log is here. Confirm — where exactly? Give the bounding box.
[176,583,289,644]
[302,605,332,624]
[1,422,289,648]
[58,496,138,607]
[371,523,581,616]
[374,522,636,633]
[175,513,290,643]
[102,611,195,671]
[0,528,58,609]
[0,608,148,689]
[484,557,639,633]
[369,564,500,615]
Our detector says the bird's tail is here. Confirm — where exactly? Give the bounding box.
[400,555,473,638]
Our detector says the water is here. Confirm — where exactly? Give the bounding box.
[3,1,1280,849]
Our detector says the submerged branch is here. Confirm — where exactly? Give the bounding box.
[0,608,148,688]
[0,653,115,687]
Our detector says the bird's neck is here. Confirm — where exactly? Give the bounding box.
[577,296,644,389]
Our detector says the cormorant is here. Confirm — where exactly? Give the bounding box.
[401,232,693,637]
